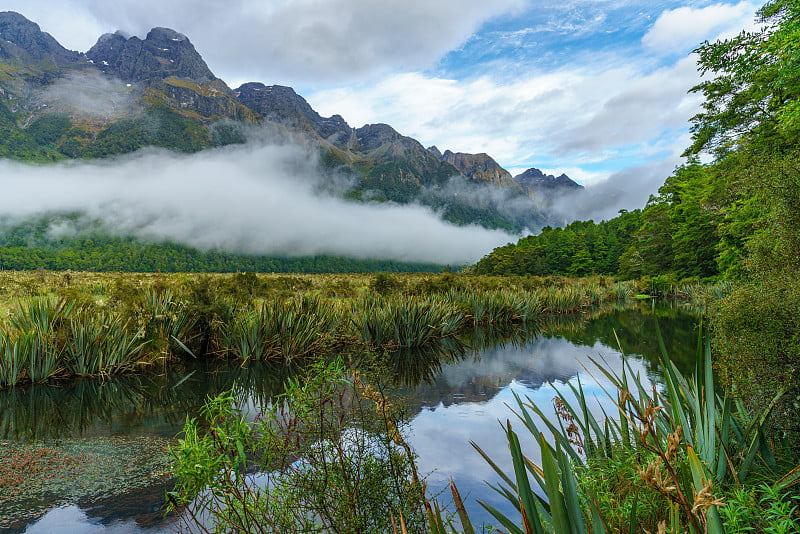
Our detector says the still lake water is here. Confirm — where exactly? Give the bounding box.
[0,301,700,533]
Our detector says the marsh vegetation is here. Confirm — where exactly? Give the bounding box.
[1,270,702,388]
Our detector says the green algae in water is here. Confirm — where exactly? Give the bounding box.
[0,435,174,528]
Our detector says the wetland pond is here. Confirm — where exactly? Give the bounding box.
[0,301,701,533]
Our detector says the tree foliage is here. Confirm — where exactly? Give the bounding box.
[688,0,800,156]
[0,215,444,273]
[474,210,642,276]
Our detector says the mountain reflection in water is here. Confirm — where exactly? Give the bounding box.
[2,301,699,533]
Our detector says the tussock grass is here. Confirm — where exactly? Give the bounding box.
[0,271,715,388]
[222,296,341,362]
[352,294,465,349]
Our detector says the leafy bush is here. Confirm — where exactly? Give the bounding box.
[369,272,403,295]
[168,359,428,533]
[711,271,800,443]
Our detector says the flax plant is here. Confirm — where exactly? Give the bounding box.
[64,313,145,376]
[141,288,197,359]
[222,296,341,362]
[352,294,465,349]
[467,332,800,533]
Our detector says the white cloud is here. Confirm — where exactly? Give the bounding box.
[40,71,137,120]
[553,56,703,156]
[0,139,515,265]
[3,0,524,83]
[550,157,679,222]
[308,54,702,172]
[642,2,759,55]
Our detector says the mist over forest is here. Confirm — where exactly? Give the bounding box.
[0,134,518,265]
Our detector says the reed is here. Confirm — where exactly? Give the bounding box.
[609,280,636,300]
[0,331,29,387]
[0,273,718,389]
[20,331,60,383]
[7,295,76,333]
[453,289,542,326]
[0,296,146,386]
[5,297,74,384]
[537,285,587,313]
[140,288,197,358]
[464,334,800,534]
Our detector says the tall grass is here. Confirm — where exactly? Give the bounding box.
[0,273,721,388]
[7,295,76,333]
[3,297,73,384]
[0,331,32,387]
[140,288,197,358]
[222,296,341,362]
[0,296,146,386]
[352,294,465,349]
[453,289,543,326]
[64,313,145,376]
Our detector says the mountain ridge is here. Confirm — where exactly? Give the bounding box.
[0,11,582,232]
[514,167,583,195]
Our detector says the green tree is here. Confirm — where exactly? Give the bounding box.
[688,0,800,156]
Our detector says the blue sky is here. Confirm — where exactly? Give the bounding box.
[302,0,758,199]
[6,0,761,215]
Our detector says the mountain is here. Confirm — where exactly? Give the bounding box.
[0,11,83,65]
[429,147,520,188]
[86,28,256,124]
[236,82,353,145]
[514,167,583,196]
[87,28,217,83]
[0,11,570,233]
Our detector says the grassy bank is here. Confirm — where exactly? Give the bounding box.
[0,271,723,388]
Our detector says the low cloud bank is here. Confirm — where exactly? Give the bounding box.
[550,159,676,223]
[0,138,517,265]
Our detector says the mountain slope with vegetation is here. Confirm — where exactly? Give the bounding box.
[0,11,566,235]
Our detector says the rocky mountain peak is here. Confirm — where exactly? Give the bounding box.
[235,82,352,144]
[514,167,583,193]
[427,145,443,159]
[433,149,516,186]
[146,27,189,43]
[0,11,83,64]
[354,123,403,151]
[87,26,216,83]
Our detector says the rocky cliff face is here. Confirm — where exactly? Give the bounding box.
[0,11,83,64]
[86,28,256,124]
[437,149,518,187]
[426,145,443,159]
[352,123,460,191]
[236,82,352,145]
[87,28,216,84]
